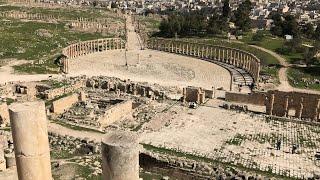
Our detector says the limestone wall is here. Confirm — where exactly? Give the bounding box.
[61,38,125,73]
[183,86,206,104]
[225,90,320,121]
[147,38,261,82]
[225,91,266,106]
[86,77,168,100]
[0,103,9,127]
[98,100,132,127]
[51,93,79,114]
[43,80,85,100]
[0,135,6,171]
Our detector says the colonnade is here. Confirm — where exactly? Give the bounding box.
[61,38,126,73]
[147,38,261,82]
[70,21,107,30]
[1,0,36,3]
[0,11,57,20]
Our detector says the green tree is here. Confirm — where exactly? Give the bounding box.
[207,12,222,35]
[221,0,231,31]
[252,31,264,41]
[314,24,320,40]
[304,46,318,66]
[222,0,231,19]
[302,23,314,38]
[270,12,283,36]
[282,15,300,37]
[234,0,253,32]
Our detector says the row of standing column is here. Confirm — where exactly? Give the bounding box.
[149,39,260,81]
[65,38,125,59]
[62,38,125,74]
[62,58,69,74]
[0,12,56,20]
[71,22,107,29]
[267,94,320,120]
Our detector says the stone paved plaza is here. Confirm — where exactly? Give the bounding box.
[140,100,320,179]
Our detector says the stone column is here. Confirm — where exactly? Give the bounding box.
[101,131,139,180]
[222,49,225,62]
[230,74,233,91]
[266,94,275,115]
[9,101,52,180]
[315,99,320,121]
[296,97,304,119]
[284,96,289,117]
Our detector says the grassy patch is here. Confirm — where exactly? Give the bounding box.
[226,133,247,146]
[135,15,161,31]
[50,149,75,159]
[287,66,320,90]
[41,79,70,89]
[260,66,280,84]
[5,98,15,105]
[77,165,102,180]
[52,163,102,180]
[241,31,304,64]
[0,5,124,22]
[0,5,120,74]
[0,127,11,132]
[50,120,104,134]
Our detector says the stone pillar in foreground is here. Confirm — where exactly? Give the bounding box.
[101,131,139,180]
[9,101,52,180]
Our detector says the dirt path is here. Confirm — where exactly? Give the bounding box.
[126,15,142,51]
[249,45,291,91]
[0,60,62,84]
[250,45,320,94]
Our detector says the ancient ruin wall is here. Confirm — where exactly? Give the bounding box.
[86,77,168,100]
[147,38,261,82]
[266,90,320,120]
[183,86,206,104]
[225,91,266,106]
[98,100,133,127]
[225,90,320,121]
[51,93,79,114]
[43,80,85,100]
[61,38,126,73]
[0,103,9,126]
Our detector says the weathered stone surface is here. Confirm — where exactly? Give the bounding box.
[183,86,205,104]
[0,102,10,126]
[101,131,139,180]
[51,93,79,114]
[9,101,52,180]
[98,100,133,127]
